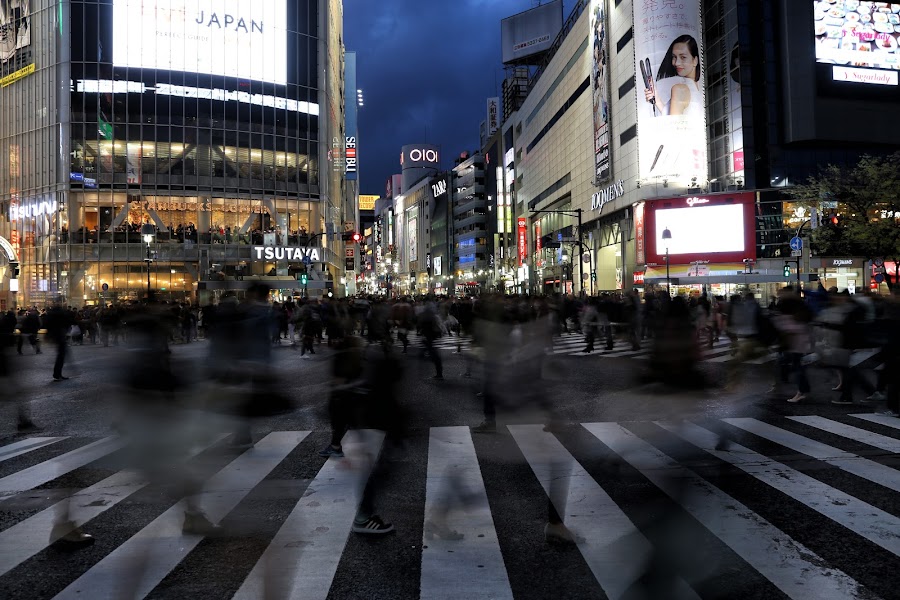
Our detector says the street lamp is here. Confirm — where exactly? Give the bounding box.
[141,223,155,297]
[662,227,672,293]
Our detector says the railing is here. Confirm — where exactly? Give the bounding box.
[528,0,589,91]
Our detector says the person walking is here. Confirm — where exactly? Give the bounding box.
[43,302,73,382]
[17,308,40,355]
[420,302,444,380]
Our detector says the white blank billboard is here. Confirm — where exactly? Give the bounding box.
[501,0,563,64]
[112,0,287,85]
[655,204,745,255]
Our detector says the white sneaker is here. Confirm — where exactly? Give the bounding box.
[866,392,886,403]
[787,393,806,404]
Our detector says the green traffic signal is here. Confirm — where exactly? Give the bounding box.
[300,274,308,285]
[783,264,791,277]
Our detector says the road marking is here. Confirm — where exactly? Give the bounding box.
[0,435,227,577]
[584,422,869,600]
[660,421,900,557]
[788,416,900,454]
[0,437,66,463]
[53,431,307,600]
[723,418,900,494]
[852,413,900,431]
[0,437,125,500]
[233,431,384,600]
[850,348,880,368]
[510,424,699,600]
[420,426,513,600]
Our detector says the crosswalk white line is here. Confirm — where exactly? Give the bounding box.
[420,426,513,600]
[0,437,66,463]
[850,348,881,368]
[583,422,869,600]
[659,421,900,557]
[852,413,900,431]
[788,416,900,454]
[509,424,699,600]
[54,431,308,600]
[233,431,384,600]
[0,437,125,500]
[0,434,228,578]
[723,418,900,494]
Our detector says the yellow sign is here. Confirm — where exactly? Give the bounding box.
[0,64,35,88]
[359,194,378,211]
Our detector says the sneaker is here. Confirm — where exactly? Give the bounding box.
[544,522,584,544]
[472,421,496,433]
[866,391,887,403]
[831,398,854,405]
[182,511,222,535]
[318,445,344,458]
[50,521,95,547]
[424,519,463,540]
[787,393,806,404]
[52,376,69,382]
[352,515,394,535]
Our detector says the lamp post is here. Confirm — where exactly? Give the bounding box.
[141,223,155,297]
[662,227,672,293]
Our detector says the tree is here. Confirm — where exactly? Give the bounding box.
[789,153,900,290]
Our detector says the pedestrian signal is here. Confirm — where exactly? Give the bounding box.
[783,263,791,277]
[300,273,308,285]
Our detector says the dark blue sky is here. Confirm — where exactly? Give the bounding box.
[343,0,572,194]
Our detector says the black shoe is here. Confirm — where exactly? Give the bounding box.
[17,421,43,434]
[51,521,95,547]
[472,421,496,433]
[432,375,444,380]
[352,515,394,535]
[52,376,69,382]
[182,511,222,535]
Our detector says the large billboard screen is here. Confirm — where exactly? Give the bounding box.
[635,0,708,185]
[501,0,563,64]
[814,1,900,80]
[112,0,287,85]
[590,0,611,183]
[644,193,756,265]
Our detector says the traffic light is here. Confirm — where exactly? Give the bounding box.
[9,262,19,278]
[300,273,308,285]
[341,231,362,242]
[783,263,792,278]
[352,232,361,243]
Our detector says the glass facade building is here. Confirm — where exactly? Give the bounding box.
[1,0,346,309]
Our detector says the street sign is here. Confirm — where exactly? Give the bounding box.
[101,283,109,291]
[303,256,312,265]
[557,233,563,242]
[875,273,885,284]
[791,250,802,257]
[789,237,803,252]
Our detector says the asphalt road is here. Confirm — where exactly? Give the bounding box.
[0,336,898,599]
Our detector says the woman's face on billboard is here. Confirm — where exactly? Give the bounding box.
[671,42,698,79]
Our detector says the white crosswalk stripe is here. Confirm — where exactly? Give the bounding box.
[0,437,66,463]
[0,413,897,598]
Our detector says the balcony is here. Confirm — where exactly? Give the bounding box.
[453,198,487,217]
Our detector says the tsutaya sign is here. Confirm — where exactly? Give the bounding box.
[252,246,322,262]
[590,180,625,212]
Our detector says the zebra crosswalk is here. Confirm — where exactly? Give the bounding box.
[0,413,898,598]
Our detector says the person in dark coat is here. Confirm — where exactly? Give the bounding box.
[43,302,74,381]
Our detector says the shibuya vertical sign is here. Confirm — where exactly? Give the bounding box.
[517,217,527,266]
[590,0,611,182]
[635,0,708,185]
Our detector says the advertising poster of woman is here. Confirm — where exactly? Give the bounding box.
[635,0,708,185]
[590,0,611,183]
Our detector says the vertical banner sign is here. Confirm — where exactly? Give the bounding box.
[486,97,500,136]
[635,0,708,185]
[345,137,357,174]
[126,146,142,184]
[590,0,611,183]
[517,217,527,266]
[634,201,646,265]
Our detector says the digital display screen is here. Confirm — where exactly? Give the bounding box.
[112,0,287,85]
[654,204,745,255]
[814,1,900,78]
